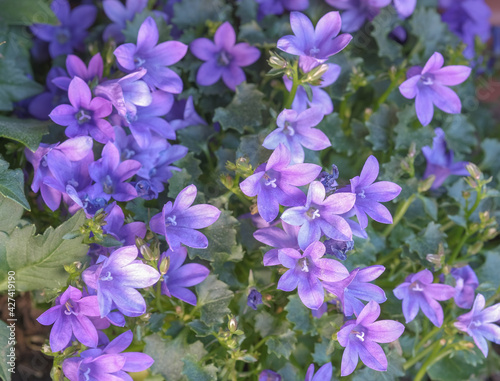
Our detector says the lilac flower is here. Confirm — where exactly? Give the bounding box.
[324,265,387,316]
[247,289,263,310]
[62,330,154,381]
[422,128,469,189]
[53,53,104,91]
[324,238,353,260]
[281,181,356,250]
[104,202,147,246]
[254,221,300,266]
[88,142,141,202]
[393,269,455,327]
[159,246,209,305]
[319,164,340,193]
[36,286,100,352]
[166,96,208,131]
[30,0,97,58]
[337,301,405,376]
[82,245,160,317]
[283,64,341,116]
[451,265,479,309]
[256,0,308,18]
[326,0,391,32]
[149,185,221,249]
[277,241,349,309]
[454,294,500,357]
[259,370,282,381]
[393,0,416,18]
[114,17,188,93]
[50,77,114,144]
[277,11,352,71]
[339,155,401,230]
[190,22,261,91]
[240,144,322,222]
[103,0,148,43]
[399,52,471,126]
[262,108,330,164]
[305,362,332,381]
[28,67,68,120]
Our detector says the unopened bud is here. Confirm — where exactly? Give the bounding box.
[268,52,287,69]
[139,243,155,261]
[228,316,238,333]
[303,64,329,84]
[466,163,481,180]
[409,142,416,158]
[419,175,435,192]
[160,256,170,275]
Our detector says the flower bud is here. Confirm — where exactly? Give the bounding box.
[228,315,238,333]
[418,175,435,192]
[466,163,481,180]
[160,255,170,275]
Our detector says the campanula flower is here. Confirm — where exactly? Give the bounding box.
[254,221,300,266]
[305,362,333,381]
[247,289,263,310]
[393,269,455,327]
[399,52,471,126]
[259,369,282,381]
[337,301,405,376]
[256,0,308,18]
[454,294,500,357]
[166,96,208,131]
[451,265,479,309]
[53,53,104,91]
[240,144,322,222]
[323,238,353,260]
[103,202,147,246]
[190,22,261,90]
[326,0,391,32]
[28,67,69,120]
[103,0,148,43]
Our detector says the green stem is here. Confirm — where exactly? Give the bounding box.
[155,284,163,312]
[448,232,469,264]
[404,340,439,371]
[376,247,402,265]
[415,325,441,352]
[414,346,453,381]
[382,194,417,237]
[284,61,299,109]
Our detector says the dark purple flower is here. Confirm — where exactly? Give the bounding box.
[247,289,263,310]
[53,53,104,91]
[256,0,308,18]
[399,52,471,126]
[324,238,353,260]
[259,369,282,381]
[104,203,147,246]
[190,22,261,90]
[82,245,160,317]
[277,11,351,70]
[114,17,188,93]
[305,362,332,381]
[319,164,340,193]
[50,77,114,143]
[323,265,387,316]
[36,286,100,352]
[337,301,405,376]
[240,144,322,222]
[62,330,154,381]
[326,0,391,33]
[149,185,221,249]
[262,108,330,164]
[454,294,500,357]
[254,221,300,266]
[277,241,349,309]
[422,128,469,189]
[451,265,479,309]
[393,269,455,327]
[281,181,356,250]
[159,246,209,305]
[28,67,69,120]
[30,0,97,58]
[166,96,207,131]
[103,0,148,43]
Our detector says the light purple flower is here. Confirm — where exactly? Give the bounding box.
[103,202,147,246]
[256,0,308,18]
[454,294,500,357]
[247,289,263,310]
[337,301,405,376]
[53,53,104,91]
[277,241,349,309]
[281,181,356,250]
[393,0,416,18]
[263,108,330,164]
[259,369,282,381]
[166,96,208,131]
[103,0,148,43]
[82,245,160,317]
[114,17,188,93]
[399,52,471,126]
[323,238,353,260]
[50,77,114,143]
[326,0,391,32]
[240,144,322,222]
[28,67,69,120]
[149,185,221,249]
[190,22,261,90]
[62,330,154,381]
[159,246,209,305]
[393,269,455,327]
[324,265,387,316]
[305,362,333,381]
[254,221,300,266]
[339,155,401,230]
[30,0,97,58]
[36,286,100,352]
[277,11,352,70]
[451,265,479,309]
[422,128,469,189]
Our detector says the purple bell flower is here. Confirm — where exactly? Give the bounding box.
[305,362,333,381]
[326,0,391,32]
[451,265,479,309]
[166,96,208,131]
[28,67,69,120]
[399,52,471,126]
[190,22,261,90]
[254,221,300,266]
[422,128,470,189]
[149,185,221,249]
[454,294,500,357]
[281,181,356,250]
[53,53,104,91]
[103,0,148,43]
[36,286,100,352]
[240,144,322,222]
[323,238,353,260]
[393,269,455,327]
[114,17,188,93]
[256,0,308,18]
[247,289,263,310]
[337,301,405,376]
[277,241,349,310]
[259,369,282,381]
[103,202,147,246]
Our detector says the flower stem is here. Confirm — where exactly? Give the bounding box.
[382,194,417,237]
[284,61,300,109]
[404,340,439,370]
[414,345,452,381]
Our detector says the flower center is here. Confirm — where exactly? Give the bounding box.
[299,257,310,272]
[122,148,136,160]
[306,207,321,220]
[283,122,295,136]
[83,367,91,381]
[355,331,365,342]
[103,175,114,194]
[358,189,366,199]
[56,28,71,44]
[76,109,92,125]
[420,74,434,86]
[67,178,79,188]
[411,281,424,292]
[166,215,177,226]
[100,271,113,281]
[63,300,78,316]
[217,51,231,66]
[134,56,146,68]
[265,177,277,188]
[471,320,482,327]
[309,46,320,57]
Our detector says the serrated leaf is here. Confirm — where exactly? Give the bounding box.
[0,116,50,152]
[0,0,58,25]
[172,0,231,29]
[182,356,218,381]
[418,195,438,221]
[428,349,484,381]
[407,222,445,260]
[0,195,23,233]
[0,211,88,291]
[213,84,266,134]
[477,250,500,298]
[312,340,334,366]
[394,106,434,151]
[441,114,477,156]
[236,134,271,168]
[0,58,43,111]
[284,294,314,334]
[365,104,397,151]
[266,329,297,359]
[480,138,500,175]
[195,275,233,326]
[0,320,12,381]
[0,158,30,210]
[371,8,403,60]
[352,350,405,381]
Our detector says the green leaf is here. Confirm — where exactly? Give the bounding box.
[255,310,279,337]
[312,340,335,366]
[371,8,403,60]
[477,250,500,298]
[236,134,271,169]
[480,138,500,176]
[0,158,30,210]
[172,0,231,29]
[0,116,50,152]
[352,350,405,381]
[0,0,58,25]
[365,104,397,151]
[0,194,23,233]
[284,294,314,334]
[213,84,267,134]
[393,106,434,152]
[0,58,43,111]
[441,114,477,156]
[182,356,218,381]
[0,211,88,291]
[195,274,234,326]
[418,195,438,221]
[266,329,297,359]
[428,349,484,381]
[407,222,446,260]
[0,320,13,381]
